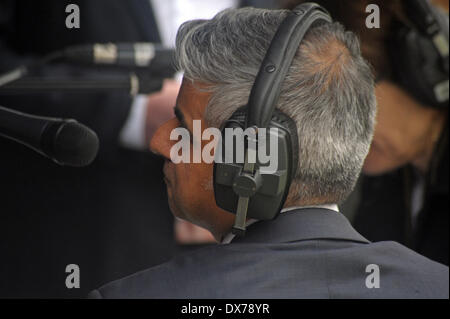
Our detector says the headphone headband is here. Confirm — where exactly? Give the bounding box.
[246,3,332,128]
[214,3,334,236]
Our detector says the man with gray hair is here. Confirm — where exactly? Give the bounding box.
[90,7,448,299]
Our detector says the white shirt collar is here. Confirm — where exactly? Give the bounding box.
[280,204,339,214]
[220,204,339,244]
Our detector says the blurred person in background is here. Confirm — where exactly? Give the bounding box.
[285,0,449,265]
[0,0,279,298]
[0,0,178,298]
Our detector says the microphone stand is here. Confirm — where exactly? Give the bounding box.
[0,73,164,96]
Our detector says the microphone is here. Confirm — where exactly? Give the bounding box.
[0,105,99,167]
[63,42,174,68]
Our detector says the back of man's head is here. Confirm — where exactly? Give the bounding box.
[175,7,376,205]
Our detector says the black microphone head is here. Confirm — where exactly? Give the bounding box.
[41,120,99,167]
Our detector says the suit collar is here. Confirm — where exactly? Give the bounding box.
[230,208,370,245]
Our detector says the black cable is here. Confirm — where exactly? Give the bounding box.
[0,50,64,87]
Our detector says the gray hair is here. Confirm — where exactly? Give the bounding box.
[175,7,376,204]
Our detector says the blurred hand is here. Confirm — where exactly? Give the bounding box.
[175,218,216,244]
[145,79,180,145]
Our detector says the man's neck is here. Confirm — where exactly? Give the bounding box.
[220,203,339,244]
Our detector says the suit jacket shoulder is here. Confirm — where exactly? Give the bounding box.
[91,209,449,299]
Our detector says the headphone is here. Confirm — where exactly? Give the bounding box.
[213,3,332,236]
[390,0,449,108]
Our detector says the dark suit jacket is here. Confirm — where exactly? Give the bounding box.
[0,0,174,298]
[89,208,449,299]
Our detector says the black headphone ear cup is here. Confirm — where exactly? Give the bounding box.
[214,106,299,220]
[223,106,299,178]
[391,27,445,107]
